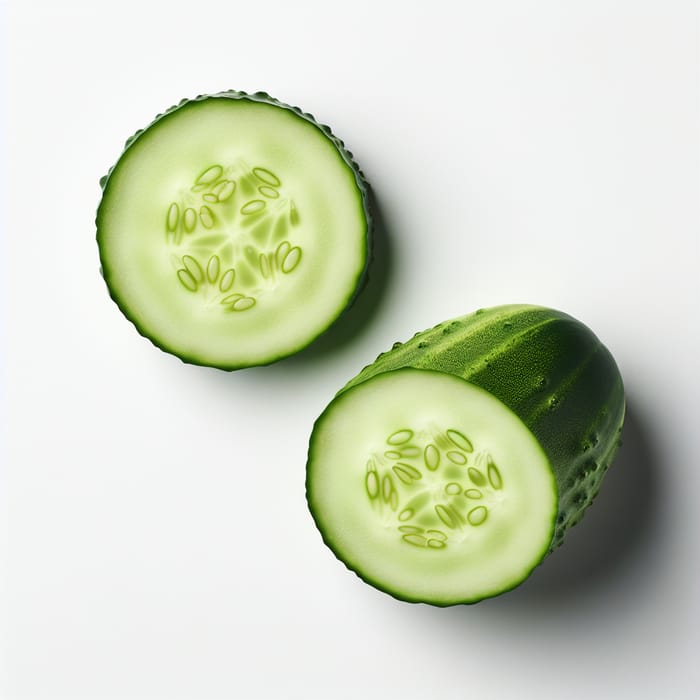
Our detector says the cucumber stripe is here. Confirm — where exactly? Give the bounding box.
[347,306,560,389]
[523,340,603,426]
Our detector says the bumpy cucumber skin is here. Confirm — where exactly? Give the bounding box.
[96,90,372,369]
[342,305,625,550]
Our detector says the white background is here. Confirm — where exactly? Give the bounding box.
[3,1,699,698]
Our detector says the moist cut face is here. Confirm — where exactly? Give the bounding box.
[306,369,558,605]
[365,425,505,549]
[165,162,302,313]
[97,93,369,369]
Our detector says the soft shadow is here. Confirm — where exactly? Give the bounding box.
[492,398,662,607]
[273,186,395,366]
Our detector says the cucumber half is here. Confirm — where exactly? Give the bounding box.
[307,368,557,605]
[97,91,371,369]
[306,305,625,604]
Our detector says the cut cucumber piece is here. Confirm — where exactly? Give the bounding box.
[308,369,557,605]
[97,91,371,369]
[306,305,625,604]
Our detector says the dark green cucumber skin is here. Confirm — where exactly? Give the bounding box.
[96,90,372,370]
[343,304,625,549]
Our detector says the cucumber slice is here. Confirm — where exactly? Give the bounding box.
[306,305,625,604]
[307,368,557,605]
[97,91,370,369]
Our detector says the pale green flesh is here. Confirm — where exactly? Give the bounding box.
[307,369,557,605]
[98,97,367,368]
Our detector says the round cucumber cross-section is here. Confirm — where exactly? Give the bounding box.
[306,368,558,605]
[97,91,370,369]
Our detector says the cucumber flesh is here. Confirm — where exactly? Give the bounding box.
[307,368,557,605]
[97,92,370,369]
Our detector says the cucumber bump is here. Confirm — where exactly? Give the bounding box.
[97,91,371,369]
[306,305,625,604]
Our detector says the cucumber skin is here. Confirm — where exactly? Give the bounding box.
[96,90,373,369]
[342,305,625,550]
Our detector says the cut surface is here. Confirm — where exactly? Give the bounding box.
[97,93,369,368]
[307,368,557,605]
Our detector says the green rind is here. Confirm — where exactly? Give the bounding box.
[96,90,372,370]
[342,304,626,549]
[307,367,558,606]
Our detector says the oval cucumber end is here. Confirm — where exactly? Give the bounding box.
[307,368,558,605]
